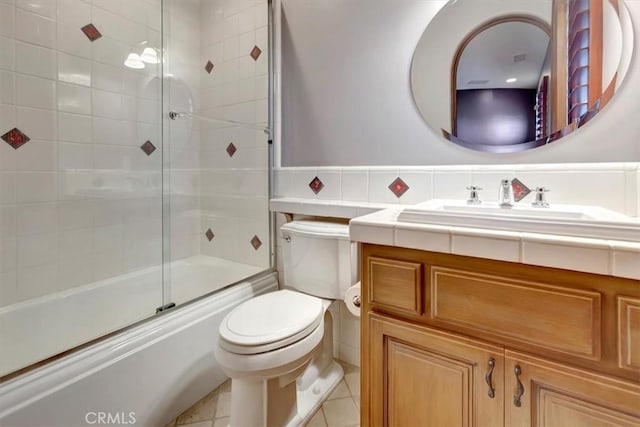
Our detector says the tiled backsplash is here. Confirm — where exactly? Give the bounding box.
[274,163,640,217]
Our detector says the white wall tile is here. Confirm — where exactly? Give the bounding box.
[368,170,400,204]
[16,107,56,141]
[17,262,58,300]
[0,271,17,307]
[0,70,14,104]
[16,172,58,202]
[18,232,58,267]
[57,22,92,58]
[58,82,91,114]
[398,171,433,204]
[57,0,91,27]
[58,142,92,170]
[58,112,92,143]
[15,74,56,109]
[16,0,56,19]
[15,9,55,48]
[0,4,15,38]
[341,170,368,203]
[0,36,14,70]
[316,168,341,201]
[15,141,57,171]
[15,42,56,80]
[58,53,92,86]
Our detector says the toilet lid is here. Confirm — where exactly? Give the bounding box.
[219,290,324,355]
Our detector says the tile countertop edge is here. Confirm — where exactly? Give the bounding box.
[270,198,640,280]
[349,208,640,281]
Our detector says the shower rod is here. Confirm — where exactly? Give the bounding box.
[169,111,270,134]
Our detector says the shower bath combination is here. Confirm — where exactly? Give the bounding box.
[0,0,274,424]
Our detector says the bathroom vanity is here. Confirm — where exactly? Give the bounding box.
[351,205,640,426]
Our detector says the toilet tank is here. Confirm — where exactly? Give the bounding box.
[280,220,356,299]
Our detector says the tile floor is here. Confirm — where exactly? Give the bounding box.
[167,362,360,427]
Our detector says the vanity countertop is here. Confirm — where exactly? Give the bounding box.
[350,207,640,281]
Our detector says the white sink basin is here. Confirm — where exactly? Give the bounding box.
[398,199,640,241]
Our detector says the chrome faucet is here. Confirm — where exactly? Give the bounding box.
[498,179,514,208]
[466,185,482,204]
[531,187,550,208]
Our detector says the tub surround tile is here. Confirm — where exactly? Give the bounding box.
[250,45,262,61]
[80,23,102,41]
[1,128,30,149]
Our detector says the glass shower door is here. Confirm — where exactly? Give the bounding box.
[162,0,272,308]
[0,0,165,377]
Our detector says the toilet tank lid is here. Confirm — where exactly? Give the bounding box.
[281,220,350,240]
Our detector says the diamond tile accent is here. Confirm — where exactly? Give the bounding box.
[511,178,531,202]
[140,140,156,156]
[205,60,214,74]
[1,128,30,150]
[250,235,262,250]
[309,176,324,195]
[81,23,102,41]
[388,177,409,198]
[205,228,215,242]
[226,142,237,157]
[250,45,262,61]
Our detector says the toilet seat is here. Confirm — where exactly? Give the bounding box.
[219,290,324,355]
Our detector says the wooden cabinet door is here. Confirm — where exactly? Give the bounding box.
[367,314,504,427]
[505,350,640,427]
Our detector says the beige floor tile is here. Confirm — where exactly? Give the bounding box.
[343,371,360,397]
[213,417,230,427]
[322,398,360,427]
[178,422,212,427]
[328,381,351,400]
[215,391,232,418]
[164,420,176,427]
[175,390,217,425]
[305,410,327,427]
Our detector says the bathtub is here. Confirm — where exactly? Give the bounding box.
[0,255,266,377]
[0,267,277,426]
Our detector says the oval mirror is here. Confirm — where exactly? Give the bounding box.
[411,0,633,153]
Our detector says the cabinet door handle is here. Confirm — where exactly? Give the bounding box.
[485,357,495,398]
[513,365,524,407]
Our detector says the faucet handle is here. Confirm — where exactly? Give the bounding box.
[466,185,483,205]
[532,187,550,208]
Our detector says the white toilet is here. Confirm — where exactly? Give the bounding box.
[215,219,356,427]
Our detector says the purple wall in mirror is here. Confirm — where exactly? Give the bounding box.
[456,89,537,146]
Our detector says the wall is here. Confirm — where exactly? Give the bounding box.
[0,0,164,308]
[278,0,640,166]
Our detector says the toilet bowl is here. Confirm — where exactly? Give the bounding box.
[214,219,356,427]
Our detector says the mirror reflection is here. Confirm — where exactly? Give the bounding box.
[411,0,632,153]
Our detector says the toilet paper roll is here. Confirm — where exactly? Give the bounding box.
[344,281,361,317]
